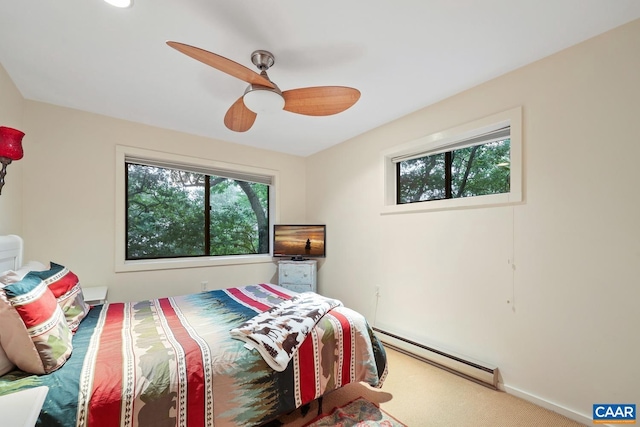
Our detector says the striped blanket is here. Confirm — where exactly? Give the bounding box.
[0,284,387,427]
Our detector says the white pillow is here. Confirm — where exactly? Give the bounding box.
[0,342,15,376]
[0,260,48,285]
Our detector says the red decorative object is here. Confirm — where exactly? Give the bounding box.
[0,126,25,160]
[0,126,26,195]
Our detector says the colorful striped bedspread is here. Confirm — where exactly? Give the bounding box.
[0,284,387,427]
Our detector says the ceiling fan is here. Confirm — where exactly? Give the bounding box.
[166,41,361,132]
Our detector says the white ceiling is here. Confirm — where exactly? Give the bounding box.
[1,1,639,157]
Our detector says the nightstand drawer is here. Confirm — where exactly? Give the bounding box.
[280,264,312,284]
[285,283,313,293]
[278,260,317,293]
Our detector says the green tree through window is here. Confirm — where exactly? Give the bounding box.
[398,139,510,204]
[126,163,269,260]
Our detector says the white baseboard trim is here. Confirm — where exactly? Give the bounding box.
[502,384,599,426]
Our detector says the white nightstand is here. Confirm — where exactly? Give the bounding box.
[0,386,48,427]
[83,286,109,305]
[278,260,317,293]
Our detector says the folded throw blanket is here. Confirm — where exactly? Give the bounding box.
[230,292,343,371]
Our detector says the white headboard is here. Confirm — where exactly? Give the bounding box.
[0,235,23,272]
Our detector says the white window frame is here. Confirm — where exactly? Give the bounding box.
[115,145,279,272]
[381,106,522,214]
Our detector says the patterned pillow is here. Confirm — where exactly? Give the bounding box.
[0,289,43,374]
[29,262,89,331]
[2,275,73,374]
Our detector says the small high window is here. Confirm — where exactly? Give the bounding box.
[382,107,522,214]
[396,128,510,204]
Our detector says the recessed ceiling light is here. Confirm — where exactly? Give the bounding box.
[104,0,132,8]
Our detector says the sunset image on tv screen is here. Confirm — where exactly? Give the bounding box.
[274,225,325,257]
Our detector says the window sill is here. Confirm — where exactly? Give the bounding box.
[115,254,274,273]
[381,191,522,215]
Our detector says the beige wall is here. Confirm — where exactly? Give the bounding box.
[19,102,307,302]
[0,64,26,235]
[307,19,640,423]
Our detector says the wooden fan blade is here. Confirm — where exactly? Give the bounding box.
[167,41,275,89]
[282,86,360,116]
[224,97,257,132]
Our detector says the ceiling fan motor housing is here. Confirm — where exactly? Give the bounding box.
[251,50,275,71]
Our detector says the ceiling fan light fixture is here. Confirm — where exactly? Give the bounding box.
[104,0,132,8]
[243,86,285,114]
[167,43,361,132]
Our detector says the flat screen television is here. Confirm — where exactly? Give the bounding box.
[273,224,326,260]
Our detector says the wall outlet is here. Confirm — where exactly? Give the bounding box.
[201,281,208,292]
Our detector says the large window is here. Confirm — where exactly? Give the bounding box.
[115,146,277,272]
[126,163,269,260]
[381,106,522,214]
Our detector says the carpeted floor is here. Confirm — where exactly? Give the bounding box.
[270,346,586,426]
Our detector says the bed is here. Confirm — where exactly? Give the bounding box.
[0,235,387,426]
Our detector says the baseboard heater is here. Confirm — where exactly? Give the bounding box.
[373,328,498,389]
